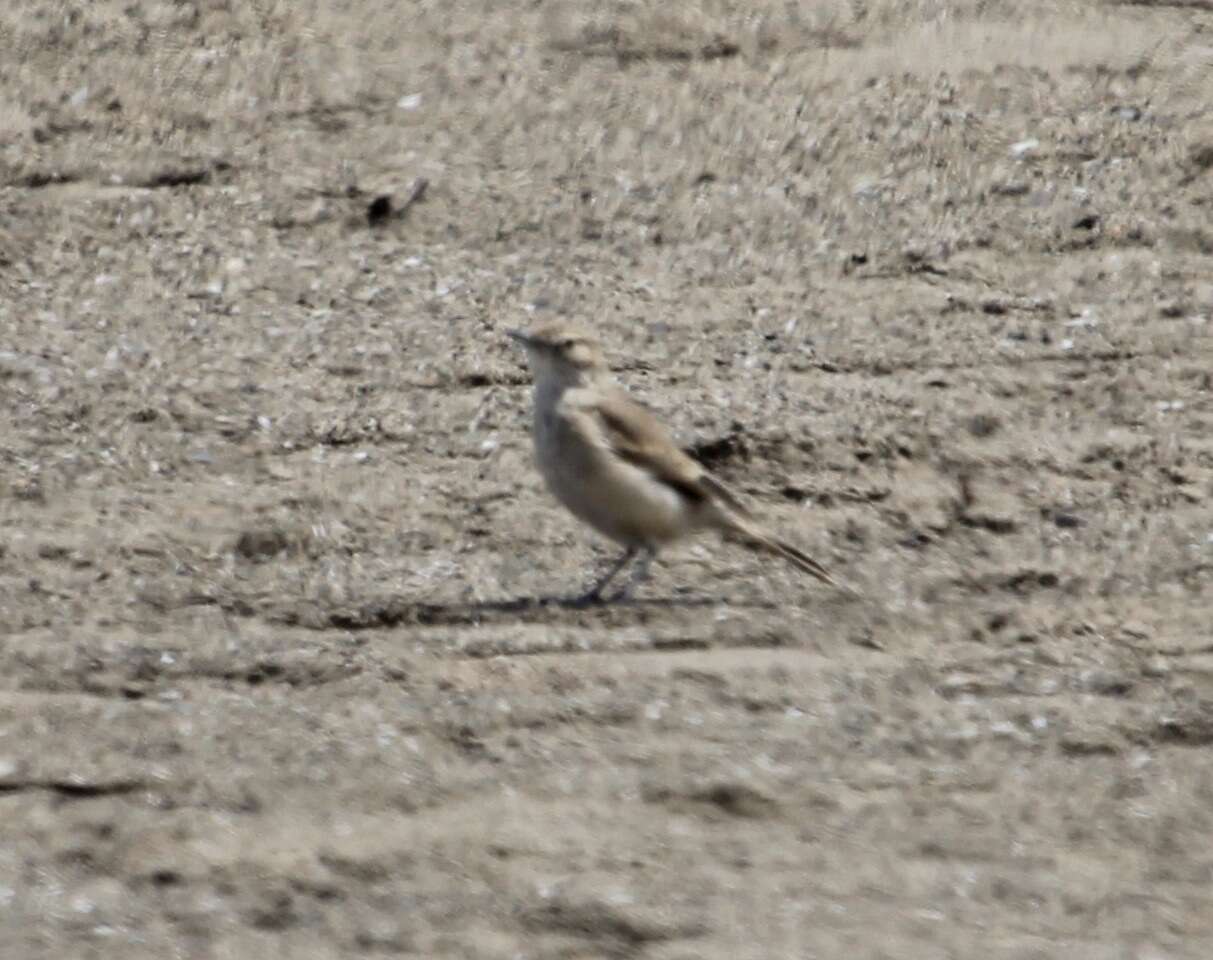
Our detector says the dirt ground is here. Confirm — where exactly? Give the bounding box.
[2,1,1213,957]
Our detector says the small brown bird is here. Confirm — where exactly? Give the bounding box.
[508,321,843,603]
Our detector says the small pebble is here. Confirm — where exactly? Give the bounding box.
[1010,138,1040,159]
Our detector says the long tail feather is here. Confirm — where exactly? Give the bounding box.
[763,534,837,586]
[723,513,852,592]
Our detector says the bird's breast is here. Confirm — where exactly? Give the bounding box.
[531,404,693,547]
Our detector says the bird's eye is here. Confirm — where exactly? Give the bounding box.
[560,338,576,349]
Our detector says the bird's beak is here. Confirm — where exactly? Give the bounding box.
[506,329,532,346]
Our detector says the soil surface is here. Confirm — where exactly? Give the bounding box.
[3,2,1213,957]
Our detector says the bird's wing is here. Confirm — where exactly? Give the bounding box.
[562,386,840,588]
[566,386,749,513]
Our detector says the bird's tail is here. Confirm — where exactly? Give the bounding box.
[762,532,838,587]
[722,513,842,589]
[696,473,853,593]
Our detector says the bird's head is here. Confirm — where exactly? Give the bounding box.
[507,321,608,384]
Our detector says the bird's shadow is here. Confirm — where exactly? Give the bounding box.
[467,593,726,613]
[324,592,777,629]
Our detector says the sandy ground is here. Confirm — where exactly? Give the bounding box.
[3,1,1213,957]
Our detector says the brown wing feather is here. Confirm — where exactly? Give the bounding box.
[588,388,758,518]
[588,388,712,504]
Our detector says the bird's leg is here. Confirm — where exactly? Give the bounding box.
[575,546,637,605]
[608,546,656,601]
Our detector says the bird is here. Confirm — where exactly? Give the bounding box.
[507,320,846,603]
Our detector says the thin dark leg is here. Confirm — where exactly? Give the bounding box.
[575,546,637,605]
[608,546,656,601]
